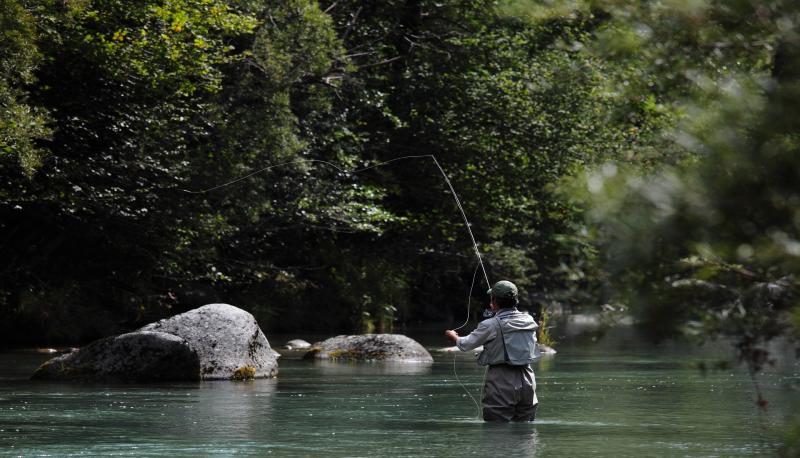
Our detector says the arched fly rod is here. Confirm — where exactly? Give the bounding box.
[182,154,491,288]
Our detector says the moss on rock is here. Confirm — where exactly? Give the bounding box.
[231,366,256,380]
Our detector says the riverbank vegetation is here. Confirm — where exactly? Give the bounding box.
[577,0,800,398]
[2,0,798,391]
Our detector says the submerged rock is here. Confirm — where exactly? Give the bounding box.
[283,339,311,350]
[140,303,279,380]
[305,334,433,363]
[432,345,484,354]
[31,331,200,382]
[538,344,557,355]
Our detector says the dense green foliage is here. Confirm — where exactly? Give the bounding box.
[0,0,49,173]
[0,0,645,343]
[18,0,797,352]
[577,0,800,390]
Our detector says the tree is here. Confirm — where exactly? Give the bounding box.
[0,0,49,174]
[0,0,348,342]
[0,0,649,342]
[309,0,637,326]
[575,0,800,405]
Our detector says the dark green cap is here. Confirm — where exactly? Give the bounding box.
[487,280,518,299]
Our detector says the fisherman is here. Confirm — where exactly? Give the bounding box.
[445,280,539,422]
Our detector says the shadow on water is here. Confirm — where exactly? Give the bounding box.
[480,422,540,455]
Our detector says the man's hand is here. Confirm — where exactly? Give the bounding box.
[444,330,459,344]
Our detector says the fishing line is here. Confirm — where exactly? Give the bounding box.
[454,262,479,333]
[182,154,490,287]
[452,262,482,418]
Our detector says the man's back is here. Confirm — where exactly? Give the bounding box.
[478,308,538,366]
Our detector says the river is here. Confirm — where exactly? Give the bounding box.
[0,324,797,456]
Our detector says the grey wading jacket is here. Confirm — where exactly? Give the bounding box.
[456,308,539,366]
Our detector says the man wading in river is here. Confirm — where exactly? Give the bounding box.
[445,280,539,422]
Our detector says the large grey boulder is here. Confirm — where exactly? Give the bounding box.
[31,331,200,382]
[140,303,279,379]
[305,334,433,363]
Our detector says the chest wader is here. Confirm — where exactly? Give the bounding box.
[481,317,539,422]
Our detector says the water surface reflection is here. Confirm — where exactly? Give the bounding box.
[312,359,432,376]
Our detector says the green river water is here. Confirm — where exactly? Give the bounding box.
[0,325,797,457]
